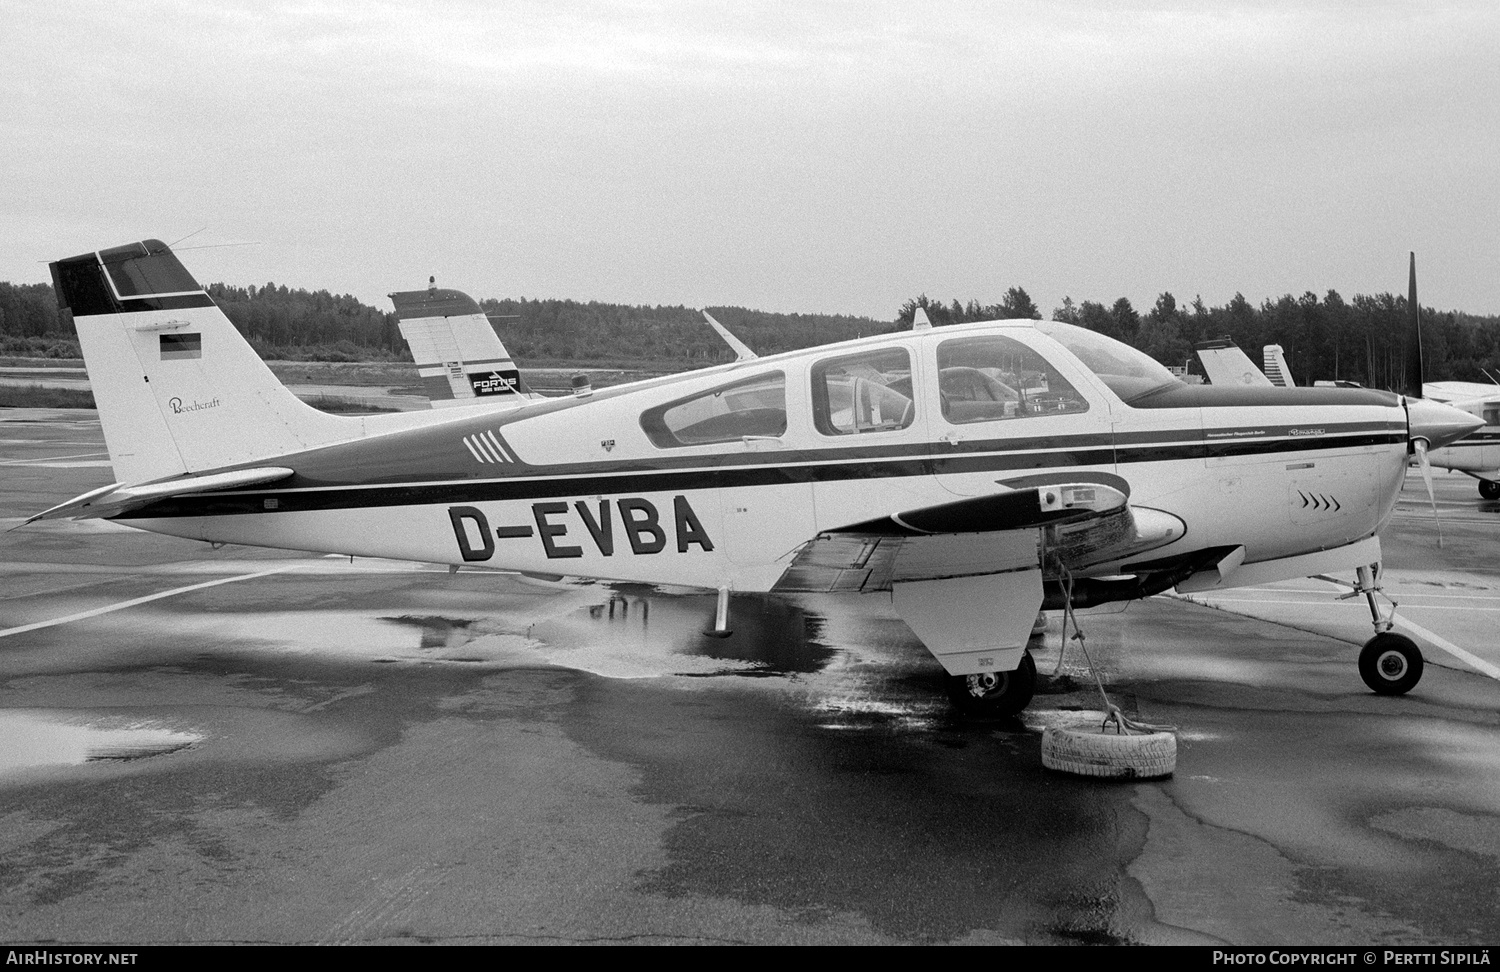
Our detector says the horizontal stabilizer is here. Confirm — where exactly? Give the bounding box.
[26,467,294,523]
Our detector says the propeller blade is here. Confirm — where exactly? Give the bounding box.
[1413,438,1443,548]
[1403,251,1425,398]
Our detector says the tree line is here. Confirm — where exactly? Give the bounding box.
[0,279,887,365]
[899,287,1500,388]
[5,276,1500,386]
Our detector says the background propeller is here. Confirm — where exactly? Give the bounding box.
[1396,252,1439,543]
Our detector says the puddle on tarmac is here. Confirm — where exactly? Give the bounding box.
[138,589,836,681]
[527,588,837,678]
[0,710,202,775]
[378,615,479,650]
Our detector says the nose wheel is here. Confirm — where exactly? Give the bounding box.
[946,651,1037,717]
[1337,562,1425,695]
[1359,632,1424,695]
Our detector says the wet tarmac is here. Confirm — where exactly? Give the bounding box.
[4,408,1500,945]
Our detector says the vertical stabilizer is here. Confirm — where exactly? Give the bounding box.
[50,240,351,484]
[1262,345,1295,387]
[1193,338,1272,387]
[390,288,529,408]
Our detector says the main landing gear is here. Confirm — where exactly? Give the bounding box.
[1346,563,1424,695]
[945,651,1037,717]
[1479,479,1500,500]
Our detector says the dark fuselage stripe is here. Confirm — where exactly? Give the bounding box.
[119,430,1404,520]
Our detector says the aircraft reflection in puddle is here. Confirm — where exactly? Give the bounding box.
[0,709,200,776]
[528,587,836,677]
[531,588,955,732]
[378,614,481,652]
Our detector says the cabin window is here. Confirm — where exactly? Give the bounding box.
[812,348,916,436]
[1034,321,1181,404]
[937,335,1088,423]
[640,371,787,447]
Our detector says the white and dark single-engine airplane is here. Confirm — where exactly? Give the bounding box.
[31,239,1484,716]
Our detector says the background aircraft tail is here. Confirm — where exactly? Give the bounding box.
[50,239,351,485]
[1262,345,1295,387]
[1193,338,1271,387]
[390,286,530,408]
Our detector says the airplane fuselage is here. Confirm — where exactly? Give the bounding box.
[117,322,1410,596]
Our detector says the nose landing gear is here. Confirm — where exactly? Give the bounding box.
[1359,632,1425,695]
[1345,562,1424,695]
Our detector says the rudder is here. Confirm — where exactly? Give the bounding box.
[51,239,350,484]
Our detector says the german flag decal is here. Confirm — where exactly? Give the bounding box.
[160,333,202,360]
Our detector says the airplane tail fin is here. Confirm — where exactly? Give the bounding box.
[49,239,350,485]
[390,286,530,407]
[1193,338,1272,387]
[1262,345,1295,387]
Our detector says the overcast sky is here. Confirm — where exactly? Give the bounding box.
[3,1,1497,321]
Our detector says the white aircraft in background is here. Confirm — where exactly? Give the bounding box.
[1420,393,1500,499]
[1394,255,1500,499]
[1263,345,1294,387]
[1194,338,1274,388]
[392,280,536,409]
[1191,256,1500,499]
[391,284,757,409]
[30,239,1482,715]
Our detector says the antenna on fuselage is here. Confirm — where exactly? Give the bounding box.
[701,311,757,362]
[912,307,932,331]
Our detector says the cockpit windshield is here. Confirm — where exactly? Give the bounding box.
[1034,322,1183,404]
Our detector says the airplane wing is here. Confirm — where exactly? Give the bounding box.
[23,467,295,524]
[1423,380,1500,406]
[1195,338,1272,387]
[770,478,1180,677]
[771,480,1173,594]
[390,287,531,408]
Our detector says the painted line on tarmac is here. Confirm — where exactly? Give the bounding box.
[0,564,303,639]
[1205,595,1500,613]
[1389,616,1500,682]
[0,452,110,465]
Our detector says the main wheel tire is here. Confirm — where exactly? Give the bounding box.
[1359,632,1424,695]
[1480,479,1500,500]
[1041,726,1177,780]
[946,651,1037,717]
